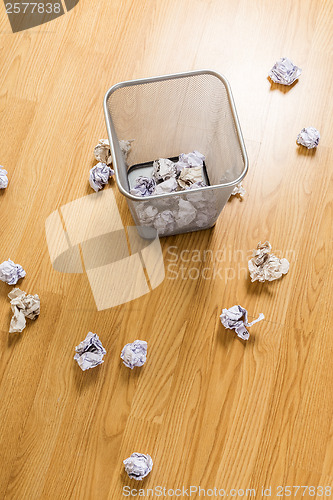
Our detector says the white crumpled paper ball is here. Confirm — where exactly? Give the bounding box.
[0,259,26,285]
[123,453,153,480]
[220,305,264,341]
[296,127,320,149]
[0,166,8,189]
[94,139,112,165]
[153,210,175,234]
[8,288,40,333]
[130,176,156,197]
[136,202,159,224]
[248,241,289,283]
[175,150,205,174]
[153,176,178,195]
[119,139,134,161]
[231,183,246,199]
[178,166,204,189]
[268,57,302,85]
[152,158,177,182]
[74,332,106,371]
[121,340,147,369]
[89,162,114,192]
[175,199,197,227]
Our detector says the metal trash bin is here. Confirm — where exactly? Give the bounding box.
[104,70,248,237]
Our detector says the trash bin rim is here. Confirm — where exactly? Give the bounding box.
[103,69,248,202]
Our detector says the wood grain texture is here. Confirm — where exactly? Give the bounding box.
[0,0,332,498]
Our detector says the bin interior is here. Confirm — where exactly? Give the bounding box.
[127,157,211,191]
[105,72,246,195]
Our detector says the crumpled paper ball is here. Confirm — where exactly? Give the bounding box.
[196,210,212,227]
[175,199,197,227]
[153,176,178,195]
[153,210,175,234]
[231,183,245,199]
[94,139,112,165]
[123,453,153,480]
[268,57,302,85]
[152,158,177,182]
[130,176,156,197]
[296,127,320,149]
[89,162,114,192]
[119,139,134,161]
[220,305,264,341]
[175,150,205,173]
[248,241,289,282]
[136,202,159,224]
[74,332,106,371]
[8,288,40,333]
[94,138,133,165]
[0,166,8,189]
[178,166,205,189]
[0,259,26,285]
[121,340,147,369]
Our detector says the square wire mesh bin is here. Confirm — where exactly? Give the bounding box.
[104,70,248,237]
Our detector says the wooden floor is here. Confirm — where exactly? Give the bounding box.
[0,0,332,498]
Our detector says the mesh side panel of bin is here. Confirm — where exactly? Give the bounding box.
[106,72,245,191]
